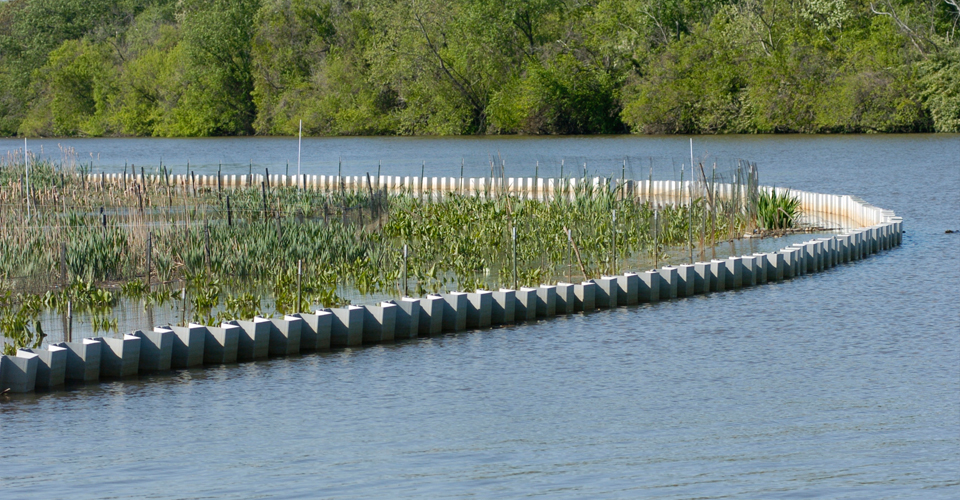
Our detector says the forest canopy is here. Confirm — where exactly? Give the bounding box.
[0,0,957,137]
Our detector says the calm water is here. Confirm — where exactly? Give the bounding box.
[1,135,958,499]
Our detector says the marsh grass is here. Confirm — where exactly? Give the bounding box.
[0,152,786,351]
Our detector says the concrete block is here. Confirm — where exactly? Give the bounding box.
[709,260,727,292]
[767,252,784,281]
[0,352,38,393]
[790,244,809,275]
[227,318,271,360]
[389,298,420,339]
[536,285,557,317]
[676,265,696,297]
[204,323,240,364]
[555,283,575,314]
[165,325,206,368]
[817,238,834,268]
[847,232,859,261]
[595,277,619,308]
[442,292,468,332]
[292,310,333,350]
[492,289,516,324]
[515,287,538,321]
[330,306,364,347]
[837,235,851,263]
[617,273,640,305]
[813,241,825,270]
[467,290,493,328]
[780,248,799,279]
[63,338,101,382]
[95,334,141,378]
[418,295,444,336]
[639,271,660,303]
[363,303,397,343]
[269,316,303,355]
[574,281,596,312]
[740,256,757,287]
[694,262,710,294]
[17,345,66,389]
[133,329,173,372]
[750,254,767,283]
[725,256,743,289]
[657,267,679,299]
[803,241,818,271]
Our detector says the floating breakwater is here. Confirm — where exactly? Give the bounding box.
[0,183,902,394]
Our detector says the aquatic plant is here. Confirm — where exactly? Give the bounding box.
[757,189,802,230]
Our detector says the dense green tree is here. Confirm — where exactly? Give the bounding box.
[0,0,956,136]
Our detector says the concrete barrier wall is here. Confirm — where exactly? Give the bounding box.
[17,345,66,390]
[95,334,141,378]
[293,311,333,349]
[8,184,901,394]
[204,324,240,364]
[134,330,173,372]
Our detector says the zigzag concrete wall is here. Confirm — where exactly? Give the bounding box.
[0,180,902,393]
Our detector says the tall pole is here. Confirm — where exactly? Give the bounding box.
[402,244,408,296]
[611,209,617,275]
[24,137,29,219]
[512,226,518,290]
[297,119,302,191]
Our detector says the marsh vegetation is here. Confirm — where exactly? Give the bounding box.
[0,151,796,353]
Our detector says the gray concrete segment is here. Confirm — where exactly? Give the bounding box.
[363,303,397,343]
[133,329,173,372]
[515,287,539,321]
[418,295,444,335]
[228,318,272,359]
[617,273,640,305]
[694,262,710,294]
[165,325,206,368]
[467,290,493,328]
[292,311,333,350]
[676,265,696,297]
[639,271,660,303]
[329,306,364,347]
[95,334,141,378]
[594,277,619,308]
[0,352,38,393]
[573,281,596,312]
[740,256,756,287]
[657,268,679,299]
[725,256,743,289]
[709,260,727,292]
[443,292,469,331]
[268,316,303,355]
[17,345,66,389]
[62,338,101,382]
[391,298,421,339]
[204,324,240,364]
[537,286,557,317]
[555,283,575,314]
[492,289,516,324]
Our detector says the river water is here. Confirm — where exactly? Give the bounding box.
[1,134,958,499]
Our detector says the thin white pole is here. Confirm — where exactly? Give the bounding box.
[25,137,29,219]
[297,119,302,190]
[689,138,694,175]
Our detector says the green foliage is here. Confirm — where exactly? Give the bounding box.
[757,189,801,230]
[0,0,957,136]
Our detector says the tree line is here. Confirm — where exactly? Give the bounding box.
[0,0,957,137]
